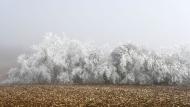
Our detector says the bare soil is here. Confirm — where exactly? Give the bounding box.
[0,85,189,107]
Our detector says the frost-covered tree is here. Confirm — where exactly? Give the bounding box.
[110,44,190,85]
[5,33,111,84]
[111,44,153,84]
[3,34,190,85]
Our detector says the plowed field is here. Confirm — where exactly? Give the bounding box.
[0,85,189,107]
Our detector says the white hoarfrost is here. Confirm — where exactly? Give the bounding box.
[4,34,190,85]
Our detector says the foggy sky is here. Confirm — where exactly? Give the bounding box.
[1,0,190,72]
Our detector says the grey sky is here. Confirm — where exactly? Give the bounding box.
[1,0,190,48]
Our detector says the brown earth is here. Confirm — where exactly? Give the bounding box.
[0,85,189,107]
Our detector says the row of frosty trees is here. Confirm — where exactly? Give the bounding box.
[4,34,190,85]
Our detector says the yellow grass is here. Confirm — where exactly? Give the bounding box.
[0,85,189,107]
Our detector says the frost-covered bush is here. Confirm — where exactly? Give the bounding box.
[4,34,190,85]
